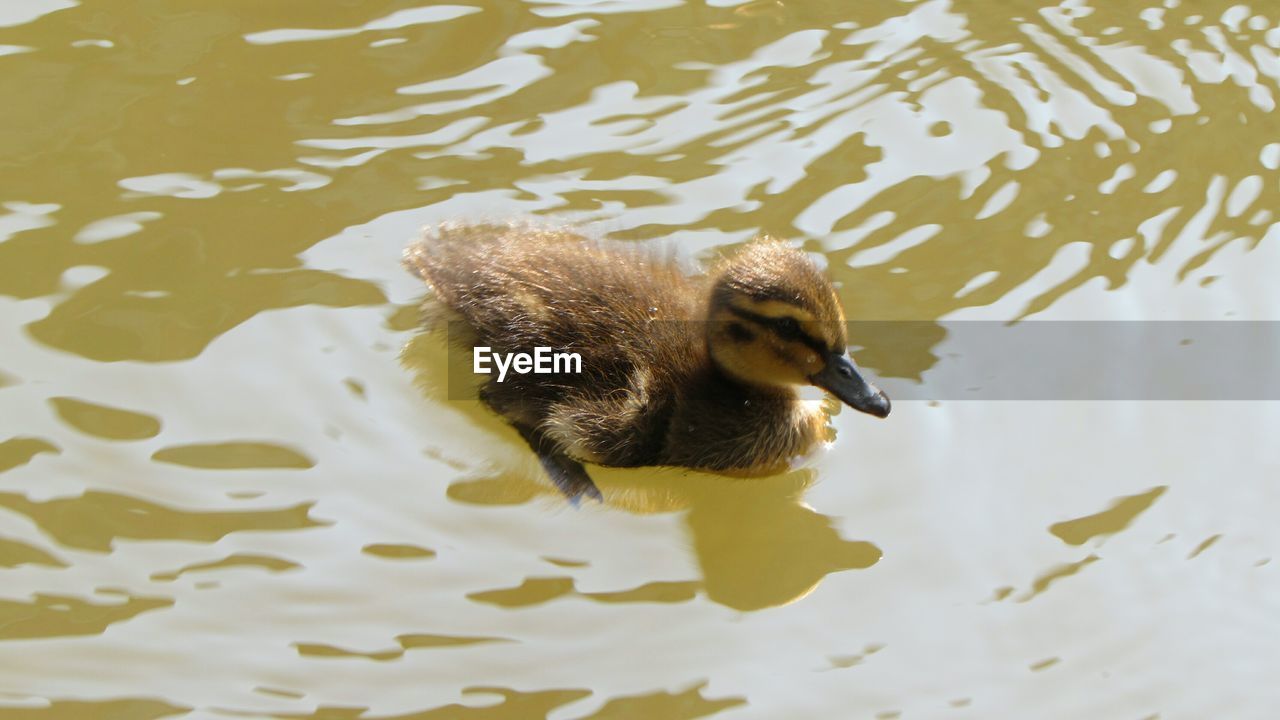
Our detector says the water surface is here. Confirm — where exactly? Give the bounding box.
[2,1,1279,718]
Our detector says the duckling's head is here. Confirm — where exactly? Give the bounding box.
[707,240,891,418]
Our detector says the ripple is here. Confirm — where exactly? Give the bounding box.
[294,633,511,662]
[0,437,59,475]
[581,580,701,604]
[360,543,436,560]
[0,698,188,720]
[579,681,746,719]
[47,397,161,441]
[271,687,591,719]
[0,202,59,243]
[467,576,577,608]
[0,490,323,552]
[0,1,76,29]
[0,590,172,640]
[0,537,65,569]
[25,268,385,362]
[1188,533,1223,559]
[244,5,483,46]
[1017,554,1102,602]
[151,442,314,470]
[1049,486,1168,545]
[150,553,301,582]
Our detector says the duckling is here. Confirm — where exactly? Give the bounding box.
[404,223,890,502]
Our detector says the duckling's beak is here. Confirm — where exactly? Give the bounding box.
[811,352,891,418]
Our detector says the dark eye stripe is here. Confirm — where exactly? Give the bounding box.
[773,316,801,340]
[726,306,829,356]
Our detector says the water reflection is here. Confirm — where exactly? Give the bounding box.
[565,466,881,611]
[2,0,1275,364]
[678,470,880,610]
[403,328,881,611]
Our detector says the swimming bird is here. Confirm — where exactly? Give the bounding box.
[404,223,890,502]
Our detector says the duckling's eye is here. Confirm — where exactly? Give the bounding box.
[772,316,801,340]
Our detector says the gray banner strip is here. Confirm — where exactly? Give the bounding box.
[435,321,1280,401]
[859,321,1279,401]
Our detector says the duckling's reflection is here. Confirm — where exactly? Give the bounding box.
[402,328,880,611]
[611,466,880,611]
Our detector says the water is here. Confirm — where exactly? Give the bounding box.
[2,1,1279,718]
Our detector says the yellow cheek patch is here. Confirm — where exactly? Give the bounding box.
[757,349,810,384]
[778,345,823,374]
[798,347,823,371]
[763,342,823,379]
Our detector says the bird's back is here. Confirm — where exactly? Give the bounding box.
[404,224,705,464]
[405,222,704,349]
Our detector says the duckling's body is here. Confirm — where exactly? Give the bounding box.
[405,223,889,501]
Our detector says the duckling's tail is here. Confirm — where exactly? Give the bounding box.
[402,223,501,304]
[403,221,591,306]
[401,225,460,286]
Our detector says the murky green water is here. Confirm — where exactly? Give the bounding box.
[3,1,1279,718]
